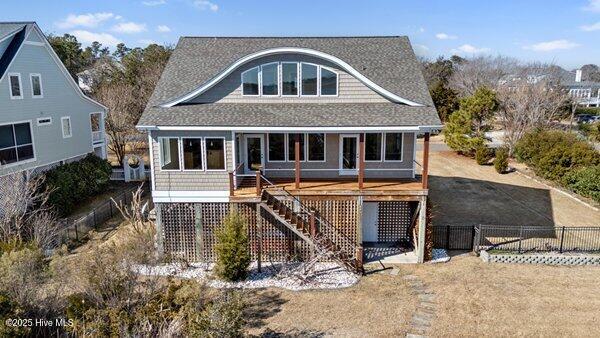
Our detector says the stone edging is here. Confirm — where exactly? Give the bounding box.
[404,274,437,337]
[480,250,600,266]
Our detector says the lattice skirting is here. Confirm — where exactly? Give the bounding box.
[480,250,600,266]
[378,201,415,242]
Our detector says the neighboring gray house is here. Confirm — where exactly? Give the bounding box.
[565,70,600,107]
[137,36,442,268]
[0,22,107,177]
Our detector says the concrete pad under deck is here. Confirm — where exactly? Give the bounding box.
[364,243,418,264]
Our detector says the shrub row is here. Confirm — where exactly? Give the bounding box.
[514,129,600,202]
[43,154,112,216]
[576,107,600,116]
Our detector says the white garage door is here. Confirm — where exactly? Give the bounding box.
[362,202,378,242]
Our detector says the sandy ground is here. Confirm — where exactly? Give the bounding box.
[402,254,600,337]
[418,141,599,227]
[245,272,418,337]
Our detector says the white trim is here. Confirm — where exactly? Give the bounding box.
[160,47,425,107]
[29,73,43,98]
[338,134,359,175]
[306,132,326,163]
[140,125,423,132]
[240,66,260,96]
[319,65,339,97]
[262,167,414,171]
[241,134,265,173]
[181,137,205,171]
[61,116,72,138]
[281,61,300,97]
[152,190,230,203]
[412,132,417,179]
[204,136,228,171]
[383,132,404,162]
[148,133,156,190]
[266,133,287,163]
[0,120,36,168]
[157,137,182,171]
[36,117,52,126]
[364,132,383,162]
[7,73,23,99]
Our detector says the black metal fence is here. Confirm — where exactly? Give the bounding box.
[474,225,600,253]
[432,225,476,250]
[59,185,149,243]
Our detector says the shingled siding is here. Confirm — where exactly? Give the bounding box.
[187,54,389,104]
[240,132,415,179]
[151,130,233,191]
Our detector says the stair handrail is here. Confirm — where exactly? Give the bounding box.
[260,175,359,259]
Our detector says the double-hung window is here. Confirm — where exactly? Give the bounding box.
[0,122,34,165]
[205,138,226,170]
[308,133,325,162]
[8,73,22,99]
[268,133,286,162]
[61,117,72,138]
[182,138,203,170]
[365,133,382,161]
[384,133,403,161]
[30,73,43,98]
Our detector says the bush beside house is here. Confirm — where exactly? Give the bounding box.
[43,154,112,216]
[214,211,251,282]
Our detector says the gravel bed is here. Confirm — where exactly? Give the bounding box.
[133,262,359,291]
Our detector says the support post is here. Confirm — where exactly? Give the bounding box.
[229,172,234,196]
[309,211,317,237]
[255,170,261,196]
[358,133,365,189]
[355,246,364,273]
[256,203,262,272]
[295,134,300,189]
[416,196,427,263]
[155,203,164,255]
[422,132,430,189]
[559,226,566,253]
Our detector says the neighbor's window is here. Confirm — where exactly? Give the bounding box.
[205,138,225,170]
[182,138,203,170]
[159,138,180,170]
[0,122,34,165]
[384,133,403,161]
[241,67,259,95]
[261,63,279,95]
[288,133,305,161]
[61,117,72,138]
[37,117,52,126]
[320,68,338,96]
[365,133,382,161]
[9,73,22,99]
[30,74,42,97]
[268,133,285,161]
[281,62,298,96]
[301,63,318,96]
[308,133,325,161]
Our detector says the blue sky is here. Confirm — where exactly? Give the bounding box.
[3,0,600,69]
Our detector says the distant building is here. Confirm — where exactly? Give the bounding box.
[565,69,600,107]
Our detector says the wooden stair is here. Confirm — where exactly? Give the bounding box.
[260,189,363,274]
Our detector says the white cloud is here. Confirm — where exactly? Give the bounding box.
[70,30,121,47]
[193,0,219,11]
[57,13,114,29]
[138,39,157,45]
[581,22,600,31]
[523,39,580,52]
[583,0,600,12]
[157,25,171,32]
[435,33,457,40]
[451,44,490,54]
[111,22,147,34]
[419,27,425,33]
[413,44,429,55]
[143,0,166,5]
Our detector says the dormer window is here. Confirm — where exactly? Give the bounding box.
[241,62,338,97]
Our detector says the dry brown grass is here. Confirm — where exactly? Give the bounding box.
[403,254,600,337]
[244,273,418,337]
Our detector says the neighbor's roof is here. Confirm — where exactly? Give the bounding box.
[0,22,28,41]
[139,36,440,128]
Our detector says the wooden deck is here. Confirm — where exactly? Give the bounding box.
[231,178,427,201]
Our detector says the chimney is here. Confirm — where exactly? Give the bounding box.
[575,69,582,82]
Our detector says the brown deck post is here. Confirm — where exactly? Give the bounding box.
[422,132,430,189]
[355,246,364,272]
[358,133,365,189]
[309,211,317,237]
[228,172,234,196]
[295,133,300,189]
[255,170,261,196]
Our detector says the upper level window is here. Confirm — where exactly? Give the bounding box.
[159,137,180,170]
[384,133,403,161]
[301,63,318,96]
[320,67,338,96]
[241,62,339,97]
[61,117,72,138]
[241,67,259,95]
[282,62,298,96]
[30,74,43,98]
[8,73,22,99]
[0,122,34,165]
[261,63,279,96]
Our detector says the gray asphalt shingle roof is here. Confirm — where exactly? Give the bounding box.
[140,36,441,128]
[0,22,29,41]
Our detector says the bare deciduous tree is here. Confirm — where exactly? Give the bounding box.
[449,55,519,96]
